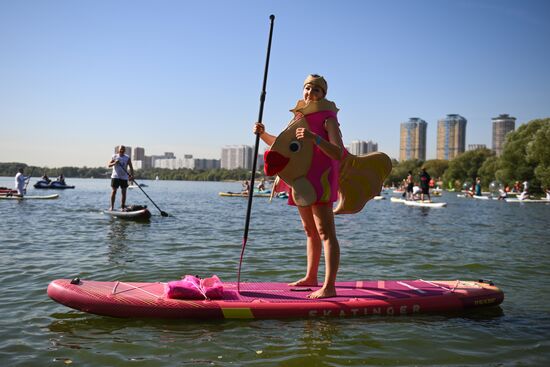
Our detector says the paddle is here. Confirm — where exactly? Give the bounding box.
[237,15,275,292]
[117,162,169,217]
[23,167,35,194]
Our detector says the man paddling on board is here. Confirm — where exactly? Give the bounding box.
[14,168,28,196]
[108,145,134,211]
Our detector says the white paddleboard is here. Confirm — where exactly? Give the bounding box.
[390,197,406,203]
[403,200,447,208]
[505,198,550,203]
[0,194,59,200]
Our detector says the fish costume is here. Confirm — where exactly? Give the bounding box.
[264,75,392,214]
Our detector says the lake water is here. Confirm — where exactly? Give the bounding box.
[1,177,549,366]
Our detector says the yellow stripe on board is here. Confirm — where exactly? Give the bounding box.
[222,308,254,319]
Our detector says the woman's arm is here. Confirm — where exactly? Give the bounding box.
[295,117,344,160]
[254,122,276,146]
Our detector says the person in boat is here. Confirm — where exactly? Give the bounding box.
[419,167,431,202]
[475,177,482,196]
[42,173,52,184]
[108,145,134,211]
[405,171,414,200]
[257,178,266,192]
[412,185,421,200]
[518,190,530,201]
[517,180,530,200]
[14,168,28,196]
[56,173,66,185]
[253,74,344,299]
[497,187,508,200]
[241,180,250,195]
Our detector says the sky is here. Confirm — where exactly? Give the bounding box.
[1,0,549,168]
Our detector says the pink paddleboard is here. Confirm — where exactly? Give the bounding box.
[47,278,503,319]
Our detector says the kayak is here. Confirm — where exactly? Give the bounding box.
[0,194,59,200]
[0,187,18,194]
[34,180,75,189]
[102,207,152,220]
[218,192,271,197]
[47,278,504,319]
[505,198,550,203]
[403,200,447,208]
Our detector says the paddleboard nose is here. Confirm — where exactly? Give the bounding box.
[264,150,289,176]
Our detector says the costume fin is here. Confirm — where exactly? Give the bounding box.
[334,152,392,215]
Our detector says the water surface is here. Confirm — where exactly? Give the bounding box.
[1,177,549,366]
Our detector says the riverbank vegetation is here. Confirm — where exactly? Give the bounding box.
[387,118,550,193]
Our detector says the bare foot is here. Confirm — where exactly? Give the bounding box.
[288,278,318,287]
[307,286,337,299]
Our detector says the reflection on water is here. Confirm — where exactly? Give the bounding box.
[106,219,131,265]
[105,219,150,266]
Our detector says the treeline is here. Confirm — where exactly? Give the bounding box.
[3,118,548,191]
[0,162,256,182]
[387,117,550,194]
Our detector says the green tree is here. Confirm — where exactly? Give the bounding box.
[386,159,421,187]
[496,118,550,193]
[422,159,449,181]
[478,156,499,190]
[442,148,494,189]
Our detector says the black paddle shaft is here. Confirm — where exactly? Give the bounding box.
[237,14,275,291]
[116,162,169,217]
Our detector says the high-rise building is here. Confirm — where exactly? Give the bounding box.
[399,118,427,161]
[221,145,254,170]
[436,114,467,160]
[133,147,145,161]
[492,114,516,156]
[194,159,221,170]
[350,140,378,156]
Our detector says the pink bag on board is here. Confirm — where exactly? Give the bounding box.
[201,275,224,299]
[165,275,224,300]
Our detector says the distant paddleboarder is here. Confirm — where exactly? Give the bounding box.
[14,168,28,196]
[108,145,134,211]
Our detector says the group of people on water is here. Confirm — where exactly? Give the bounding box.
[466,178,534,200]
[240,178,270,196]
[403,168,434,202]
[9,169,66,197]
[41,173,66,185]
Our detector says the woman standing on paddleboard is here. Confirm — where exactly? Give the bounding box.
[253,74,345,299]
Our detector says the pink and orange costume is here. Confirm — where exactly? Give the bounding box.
[263,76,392,214]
